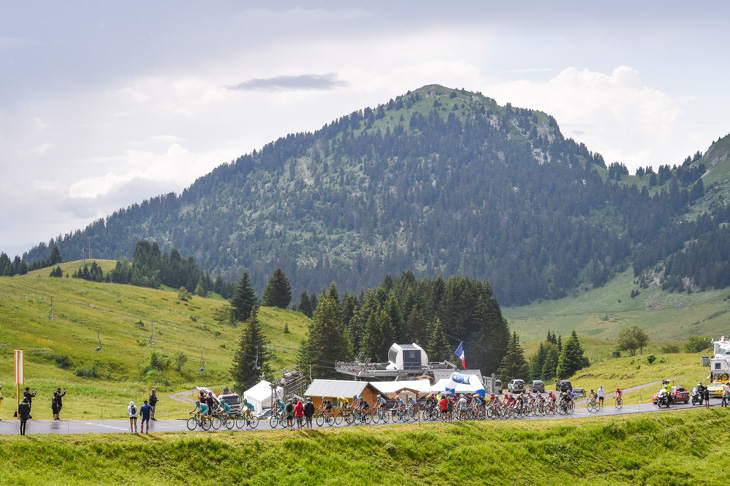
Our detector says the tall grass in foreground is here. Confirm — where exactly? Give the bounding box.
[0,408,727,485]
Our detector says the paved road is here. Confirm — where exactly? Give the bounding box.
[0,400,721,436]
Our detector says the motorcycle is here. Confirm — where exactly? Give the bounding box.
[691,387,704,406]
[656,390,671,408]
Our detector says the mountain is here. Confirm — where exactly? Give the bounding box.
[22,85,730,306]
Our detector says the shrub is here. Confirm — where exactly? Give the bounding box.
[660,344,680,354]
[55,355,73,369]
[685,335,712,353]
[647,355,656,364]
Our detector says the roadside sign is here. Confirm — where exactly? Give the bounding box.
[14,350,23,385]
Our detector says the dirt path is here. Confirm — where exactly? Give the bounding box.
[167,389,197,404]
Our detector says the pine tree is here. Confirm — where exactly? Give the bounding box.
[305,293,351,379]
[297,290,313,318]
[426,319,450,361]
[541,345,560,381]
[262,268,292,308]
[362,309,396,361]
[556,330,588,379]
[231,271,257,321]
[406,308,428,347]
[529,342,547,381]
[497,332,529,382]
[49,245,62,265]
[230,307,271,391]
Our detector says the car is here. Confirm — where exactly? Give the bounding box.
[493,379,503,395]
[707,381,727,398]
[556,380,572,392]
[530,380,545,393]
[508,379,525,393]
[652,385,690,404]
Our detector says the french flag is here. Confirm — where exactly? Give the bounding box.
[454,342,465,369]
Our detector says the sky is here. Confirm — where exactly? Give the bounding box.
[1,1,728,257]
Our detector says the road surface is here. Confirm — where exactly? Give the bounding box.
[0,400,720,436]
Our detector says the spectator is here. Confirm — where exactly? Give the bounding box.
[285,399,294,428]
[597,386,605,407]
[205,392,215,417]
[0,384,4,420]
[722,387,729,408]
[128,401,138,432]
[294,400,304,430]
[140,400,152,433]
[52,388,67,420]
[303,398,315,429]
[149,389,159,421]
[23,387,37,419]
[18,398,31,435]
[704,387,710,408]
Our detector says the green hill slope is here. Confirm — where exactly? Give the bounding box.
[504,267,730,350]
[1,410,728,485]
[0,264,310,419]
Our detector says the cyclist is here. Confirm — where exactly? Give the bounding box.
[358,396,370,416]
[615,388,623,406]
[374,394,387,412]
[220,400,231,422]
[241,398,254,425]
[409,395,419,415]
[190,399,209,421]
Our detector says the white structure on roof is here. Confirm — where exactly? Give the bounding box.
[304,379,378,399]
[243,380,282,412]
[708,335,730,381]
[386,343,428,370]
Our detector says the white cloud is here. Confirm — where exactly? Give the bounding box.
[486,66,694,170]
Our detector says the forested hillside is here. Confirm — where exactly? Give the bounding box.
[21,85,729,305]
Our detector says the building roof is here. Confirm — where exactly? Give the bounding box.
[369,380,433,396]
[304,379,378,398]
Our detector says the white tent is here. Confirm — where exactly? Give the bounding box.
[243,380,281,412]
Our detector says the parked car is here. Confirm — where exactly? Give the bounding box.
[508,379,525,393]
[707,382,727,398]
[530,380,545,393]
[556,380,573,392]
[493,379,503,395]
[651,385,690,405]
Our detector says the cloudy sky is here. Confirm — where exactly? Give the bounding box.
[1,1,728,257]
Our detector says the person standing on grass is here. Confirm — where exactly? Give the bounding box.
[23,387,37,419]
[18,398,30,435]
[52,388,66,420]
[303,397,315,429]
[148,389,159,421]
[128,401,138,433]
[139,400,152,434]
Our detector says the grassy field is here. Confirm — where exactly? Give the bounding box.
[504,268,730,345]
[0,262,311,420]
[0,408,728,485]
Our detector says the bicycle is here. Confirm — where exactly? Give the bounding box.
[187,412,212,431]
[614,396,623,410]
[371,407,390,424]
[236,411,260,429]
[587,397,599,412]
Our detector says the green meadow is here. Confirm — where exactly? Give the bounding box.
[1,408,728,485]
[0,262,311,420]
